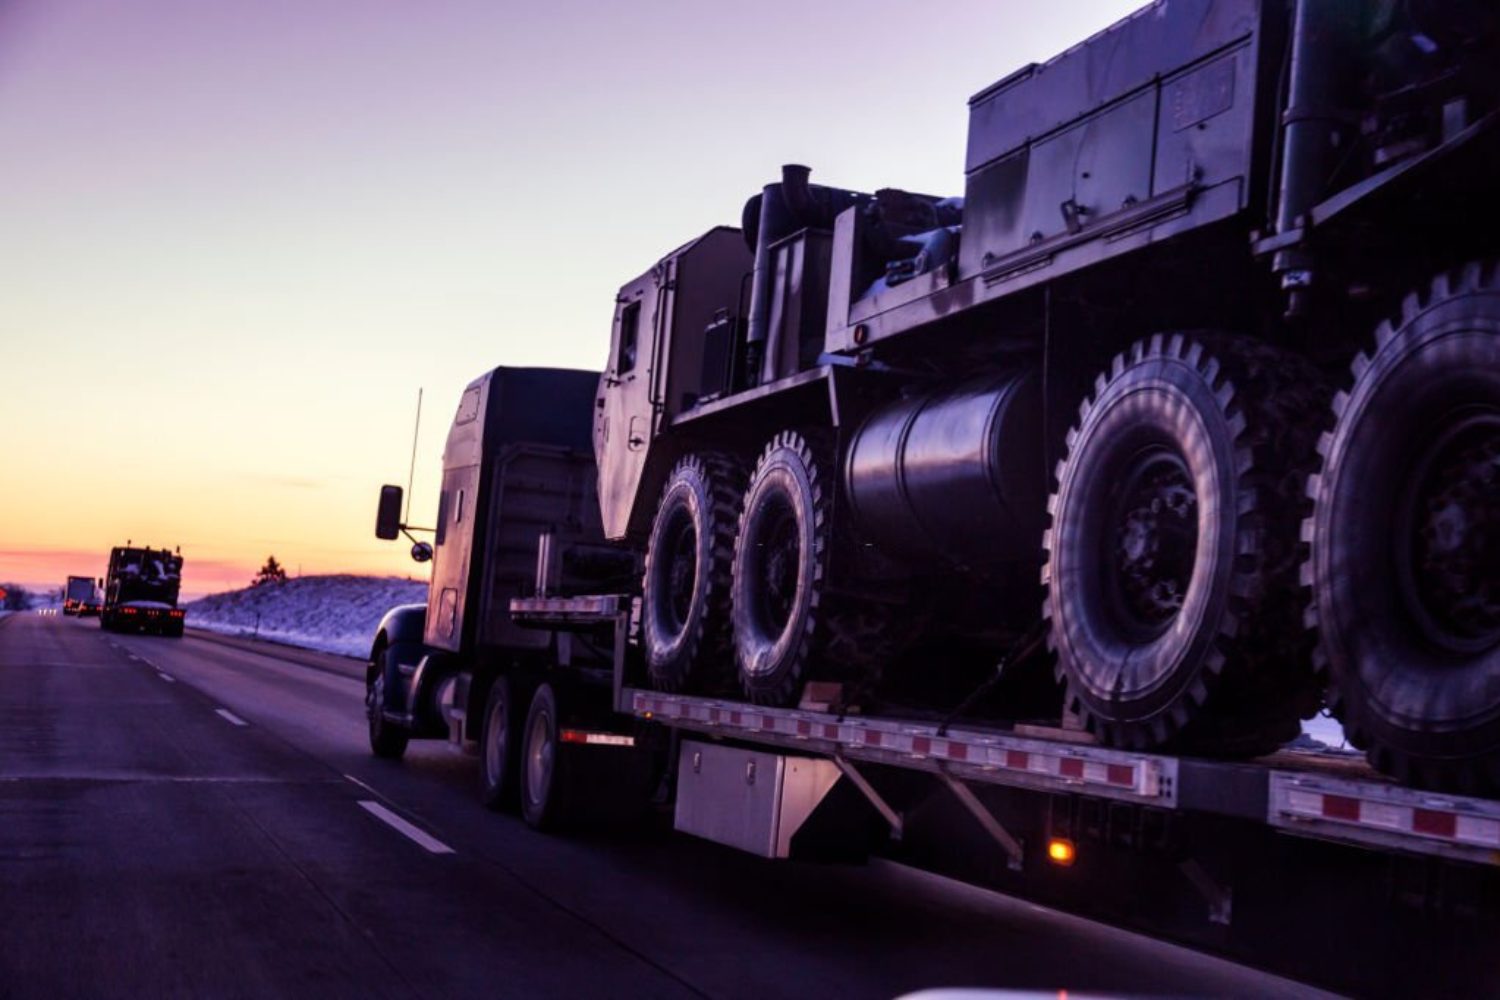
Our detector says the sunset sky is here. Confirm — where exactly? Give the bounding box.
[0,0,1140,598]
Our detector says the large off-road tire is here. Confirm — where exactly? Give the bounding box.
[1304,261,1500,792]
[641,453,742,692]
[731,431,899,706]
[479,676,521,809]
[519,683,581,831]
[367,649,410,760]
[1044,333,1327,751]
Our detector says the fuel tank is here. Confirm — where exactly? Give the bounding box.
[844,370,1045,570]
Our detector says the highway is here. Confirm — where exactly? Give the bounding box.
[0,612,1335,999]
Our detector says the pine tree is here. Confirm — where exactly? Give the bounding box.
[252,555,288,587]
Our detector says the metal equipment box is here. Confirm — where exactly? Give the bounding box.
[674,741,841,859]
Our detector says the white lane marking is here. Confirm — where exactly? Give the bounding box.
[343,773,380,796]
[215,708,248,727]
[157,672,176,684]
[357,801,455,855]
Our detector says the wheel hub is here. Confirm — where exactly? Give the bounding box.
[526,710,553,806]
[1110,449,1198,635]
[1409,414,1500,650]
[662,509,697,630]
[749,494,800,637]
[485,698,505,779]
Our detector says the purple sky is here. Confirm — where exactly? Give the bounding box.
[0,0,1142,594]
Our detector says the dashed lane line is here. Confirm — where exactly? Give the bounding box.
[343,773,381,796]
[215,708,249,727]
[357,800,455,855]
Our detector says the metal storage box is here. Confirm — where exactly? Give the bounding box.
[674,741,841,858]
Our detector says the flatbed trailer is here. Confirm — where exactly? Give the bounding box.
[506,595,1499,995]
[366,3,1500,984]
[626,687,1500,867]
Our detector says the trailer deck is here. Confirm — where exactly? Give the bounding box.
[512,591,1500,868]
[625,688,1500,868]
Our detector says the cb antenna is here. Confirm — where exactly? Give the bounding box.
[405,387,422,525]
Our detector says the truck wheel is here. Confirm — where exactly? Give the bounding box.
[1305,262,1500,791]
[732,431,830,705]
[1044,333,1326,751]
[731,430,894,706]
[519,683,580,831]
[479,676,521,809]
[367,664,410,760]
[642,453,742,692]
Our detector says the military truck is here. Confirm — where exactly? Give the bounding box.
[100,546,186,637]
[586,0,1499,792]
[367,2,1498,990]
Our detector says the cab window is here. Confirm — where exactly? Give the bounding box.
[455,386,482,425]
[617,301,640,374]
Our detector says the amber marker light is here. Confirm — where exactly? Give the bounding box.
[1047,838,1076,866]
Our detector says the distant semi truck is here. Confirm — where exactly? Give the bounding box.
[62,575,100,617]
[100,546,186,637]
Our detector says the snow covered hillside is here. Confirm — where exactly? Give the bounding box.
[186,575,427,658]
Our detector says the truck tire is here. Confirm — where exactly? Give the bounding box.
[367,659,410,760]
[519,683,580,831]
[642,453,742,692]
[479,676,521,809]
[730,431,897,706]
[1044,333,1326,751]
[731,431,830,705]
[1305,261,1500,792]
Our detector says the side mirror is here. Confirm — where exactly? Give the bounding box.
[410,541,434,563]
[375,485,404,540]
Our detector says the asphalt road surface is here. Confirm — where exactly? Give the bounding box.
[0,613,1337,999]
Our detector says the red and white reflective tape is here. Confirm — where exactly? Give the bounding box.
[1271,772,1500,863]
[631,691,1166,801]
[559,729,635,747]
[510,595,619,617]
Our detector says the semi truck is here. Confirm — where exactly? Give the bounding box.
[367,1,1498,991]
[100,545,186,637]
[62,575,100,617]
